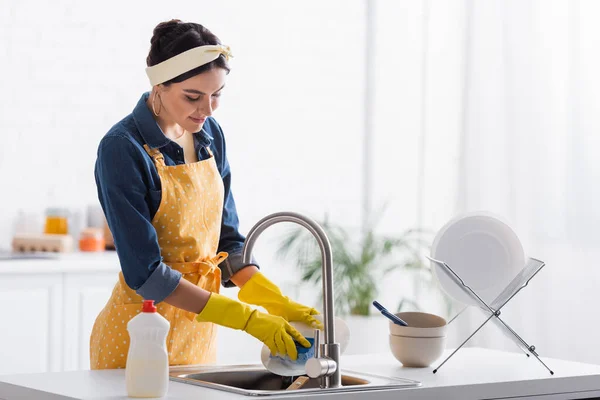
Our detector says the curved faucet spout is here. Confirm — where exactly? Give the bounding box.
[241,211,341,388]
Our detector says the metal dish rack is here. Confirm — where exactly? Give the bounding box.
[426,255,554,375]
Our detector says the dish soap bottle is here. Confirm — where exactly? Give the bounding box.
[126,300,170,398]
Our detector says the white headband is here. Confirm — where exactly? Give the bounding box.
[145,44,233,86]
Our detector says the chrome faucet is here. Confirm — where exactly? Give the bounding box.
[242,211,342,389]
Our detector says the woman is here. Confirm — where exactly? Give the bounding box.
[90,19,321,370]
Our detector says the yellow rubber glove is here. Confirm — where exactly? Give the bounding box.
[238,272,324,330]
[196,292,310,360]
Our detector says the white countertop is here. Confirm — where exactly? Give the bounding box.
[0,251,120,274]
[1,348,599,400]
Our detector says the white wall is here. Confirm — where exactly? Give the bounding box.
[0,0,366,242]
[0,0,373,366]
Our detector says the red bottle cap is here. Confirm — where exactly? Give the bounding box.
[142,300,157,313]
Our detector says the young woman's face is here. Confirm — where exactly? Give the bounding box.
[157,67,227,132]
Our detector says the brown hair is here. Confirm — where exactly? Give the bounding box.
[146,19,230,85]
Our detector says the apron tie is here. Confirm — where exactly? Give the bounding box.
[167,251,228,275]
[167,252,228,321]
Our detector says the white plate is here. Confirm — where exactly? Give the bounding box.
[431,212,525,306]
[260,315,350,376]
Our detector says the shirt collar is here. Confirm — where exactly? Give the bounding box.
[194,125,213,148]
[132,92,214,149]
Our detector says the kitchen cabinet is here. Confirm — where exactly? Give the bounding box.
[0,253,120,374]
[0,273,63,374]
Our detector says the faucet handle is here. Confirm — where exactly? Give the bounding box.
[306,328,337,379]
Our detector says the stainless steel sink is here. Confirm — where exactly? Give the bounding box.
[169,364,420,396]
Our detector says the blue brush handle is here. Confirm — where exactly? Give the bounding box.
[372,300,408,326]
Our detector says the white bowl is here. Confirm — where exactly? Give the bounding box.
[389,312,447,338]
[388,334,446,368]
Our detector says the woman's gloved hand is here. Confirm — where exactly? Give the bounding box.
[196,292,310,360]
[238,272,324,330]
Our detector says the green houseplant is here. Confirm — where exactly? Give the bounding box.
[275,213,452,317]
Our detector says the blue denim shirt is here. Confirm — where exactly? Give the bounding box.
[95,92,256,303]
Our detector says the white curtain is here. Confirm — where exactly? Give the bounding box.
[419,0,600,364]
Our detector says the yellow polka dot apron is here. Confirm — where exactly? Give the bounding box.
[90,143,227,370]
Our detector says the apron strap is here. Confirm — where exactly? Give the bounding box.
[178,251,228,321]
[143,144,166,166]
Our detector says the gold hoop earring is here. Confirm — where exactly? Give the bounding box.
[152,91,162,116]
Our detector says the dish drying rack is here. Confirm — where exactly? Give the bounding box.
[426,256,554,375]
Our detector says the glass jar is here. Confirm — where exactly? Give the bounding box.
[79,228,105,252]
[44,208,69,235]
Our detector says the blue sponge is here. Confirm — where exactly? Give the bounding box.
[271,337,315,364]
